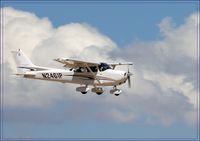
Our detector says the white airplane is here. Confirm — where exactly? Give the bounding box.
[12,49,133,96]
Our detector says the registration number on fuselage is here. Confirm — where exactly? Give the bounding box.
[42,73,62,79]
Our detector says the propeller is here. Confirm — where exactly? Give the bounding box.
[127,66,133,88]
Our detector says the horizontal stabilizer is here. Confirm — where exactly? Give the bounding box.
[18,66,48,71]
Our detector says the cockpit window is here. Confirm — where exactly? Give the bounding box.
[98,63,111,71]
[74,67,85,73]
[88,66,98,72]
[75,66,98,73]
[74,63,111,73]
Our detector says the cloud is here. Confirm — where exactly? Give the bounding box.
[112,12,198,127]
[3,7,116,108]
[31,22,116,66]
[2,7,198,128]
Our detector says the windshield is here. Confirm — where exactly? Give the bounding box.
[98,63,111,71]
[74,63,111,73]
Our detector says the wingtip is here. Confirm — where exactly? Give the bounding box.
[11,49,21,53]
[53,58,59,61]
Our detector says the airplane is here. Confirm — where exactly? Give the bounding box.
[12,49,133,96]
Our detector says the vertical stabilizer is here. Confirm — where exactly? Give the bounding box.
[11,49,35,68]
[11,49,36,73]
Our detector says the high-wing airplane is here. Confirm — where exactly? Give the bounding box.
[12,49,133,96]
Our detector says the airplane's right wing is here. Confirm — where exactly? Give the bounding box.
[108,62,133,69]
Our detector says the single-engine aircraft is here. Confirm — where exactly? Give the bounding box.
[12,49,133,96]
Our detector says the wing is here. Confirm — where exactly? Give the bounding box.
[54,58,133,69]
[108,62,133,69]
[54,58,101,84]
[54,58,100,68]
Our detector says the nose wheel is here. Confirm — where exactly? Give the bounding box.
[110,86,122,96]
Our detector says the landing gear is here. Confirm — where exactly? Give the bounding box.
[76,85,90,94]
[110,86,122,96]
[91,87,104,95]
[76,85,122,96]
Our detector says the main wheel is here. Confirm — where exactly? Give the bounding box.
[96,92,103,95]
[115,94,120,96]
[81,92,87,94]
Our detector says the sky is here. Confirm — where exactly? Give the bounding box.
[1,1,199,140]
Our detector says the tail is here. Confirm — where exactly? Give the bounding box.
[11,49,36,74]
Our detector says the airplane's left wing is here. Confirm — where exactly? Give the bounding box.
[54,58,100,68]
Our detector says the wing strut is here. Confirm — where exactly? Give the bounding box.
[84,63,101,84]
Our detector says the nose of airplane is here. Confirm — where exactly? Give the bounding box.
[117,70,133,87]
[117,70,128,79]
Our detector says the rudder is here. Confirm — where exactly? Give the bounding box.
[11,49,36,74]
[11,49,35,68]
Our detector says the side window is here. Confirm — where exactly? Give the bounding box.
[90,66,98,72]
[74,66,99,73]
[99,65,103,72]
[75,67,84,73]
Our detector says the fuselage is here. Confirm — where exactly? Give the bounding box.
[23,68,128,86]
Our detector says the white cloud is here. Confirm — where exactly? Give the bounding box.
[143,71,197,108]
[3,7,53,67]
[31,23,116,66]
[2,7,116,108]
[2,7,198,128]
[158,13,198,60]
[111,12,198,127]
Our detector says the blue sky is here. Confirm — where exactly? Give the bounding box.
[1,1,199,140]
[2,2,197,47]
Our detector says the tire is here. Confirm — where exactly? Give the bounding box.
[81,92,87,94]
[96,92,103,95]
